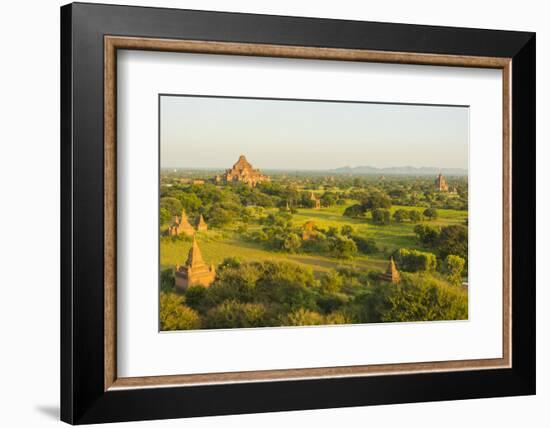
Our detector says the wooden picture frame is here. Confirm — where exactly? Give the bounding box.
[61,2,535,424]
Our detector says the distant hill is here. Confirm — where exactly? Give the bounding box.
[331,165,468,176]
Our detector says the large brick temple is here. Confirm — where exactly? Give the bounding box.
[215,154,270,187]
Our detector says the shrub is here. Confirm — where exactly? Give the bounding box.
[423,207,439,220]
[282,308,325,326]
[325,311,352,325]
[393,248,437,272]
[184,286,213,313]
[409,210,423,223]
[302,232,331,253]
[159,292,201,331]
[371,273,468,322]
[283,233,302,253]
[445,254,466,286]
[320,271,344,294]
[256,261,318,311]
[362,192,392,210]
[159,207,172,226]
[343,204,365,218]
[160,268,174,292]
[352,236,379,254]
[438,225,468,260]
[340,225,354,237]
[330,235,358,259]
[205,300,267,329]
[393,209,409,223]
[160,197,183,218]
[372,208,391,225]
[414,224,440,246]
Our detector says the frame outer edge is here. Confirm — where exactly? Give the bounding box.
[63,3,536,423]
[60,3,75,425]
[510,33,536,392]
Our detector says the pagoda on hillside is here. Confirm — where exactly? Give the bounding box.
[175,238,216,291]
[434,173,449,192]
[380,257,401,283]
[196,214,208,232]
[168,209,195,236]
[215,154,270,187]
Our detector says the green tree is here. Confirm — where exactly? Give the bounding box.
[205,300,267,329]
[393,209,409,223]
[351,236,378,254]
[184,286,214,313]
[256,261,317,311]
[160,197,183,217]
[178,192,202,213]
[160,268,174,292]
[414,224,440,246]
[340,225,354,237]
[320,271,344,294]
[330,235,358,259]
[438,225,468,260]
[393,248,437,272]
[207,203,238,227]
[371,274,468,322]
[409,210,423,223]
[159,292,201,331]
[362,192,392,210]
[283,233,302,253]
[343,203,365,218]
[159,207,172,226]
[320,192,337,207]
[423,207,439,220]
[372,208,391,225]
[445,255,466,286]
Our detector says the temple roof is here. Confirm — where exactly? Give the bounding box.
[186,237,206,268]
[232,154,254,172]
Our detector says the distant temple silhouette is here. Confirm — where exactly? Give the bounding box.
[434,173,449,192]
[215,155,270,187]
[175,238,216,291]
[310,192,321,209]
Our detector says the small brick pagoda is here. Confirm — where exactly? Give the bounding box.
[168,209,195,237]
[196,214,208,232]
[310,192,321,209]
[302,221,317,241]
[380,257,401,283]
[175,238,216,291]
[215,154,270,187]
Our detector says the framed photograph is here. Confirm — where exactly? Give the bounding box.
[61,2,535,424]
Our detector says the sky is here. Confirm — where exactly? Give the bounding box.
[160,95,469,171]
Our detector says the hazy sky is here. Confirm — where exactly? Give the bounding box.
[160,95,468,170]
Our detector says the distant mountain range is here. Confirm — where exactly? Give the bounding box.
[330,165,468,176]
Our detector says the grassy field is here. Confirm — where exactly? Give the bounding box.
[160,202,467,276]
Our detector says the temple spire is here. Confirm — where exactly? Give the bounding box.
[380,256,400,283]
[197,214,208,231]
[186,237,205,268]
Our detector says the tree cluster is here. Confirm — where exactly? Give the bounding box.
[160,259,468,331]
